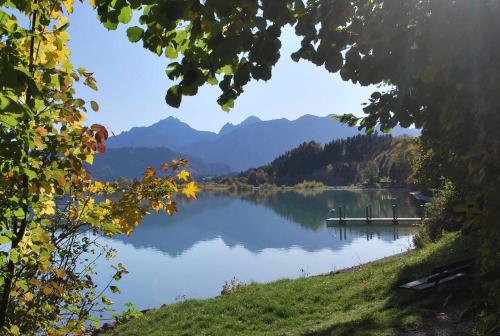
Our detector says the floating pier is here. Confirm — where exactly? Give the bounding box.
[326,205,424,227]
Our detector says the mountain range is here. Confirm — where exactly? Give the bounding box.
[91,147,232,181]
[94,114,419,178]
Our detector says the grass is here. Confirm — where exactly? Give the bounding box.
[105,233,471,336]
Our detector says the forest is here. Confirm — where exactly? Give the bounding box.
[225,134,417,187]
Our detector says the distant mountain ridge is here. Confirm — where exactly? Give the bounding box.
[218,116,262,136]
[107,114,420,172]
[91,147,231,181]
[106,116,217,149]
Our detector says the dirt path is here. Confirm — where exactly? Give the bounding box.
[401,301,474,336]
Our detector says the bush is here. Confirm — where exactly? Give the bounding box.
[421,179,462,242]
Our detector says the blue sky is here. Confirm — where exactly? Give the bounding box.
[68,4,374,134]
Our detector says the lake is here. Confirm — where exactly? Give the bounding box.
[95,189,421,315]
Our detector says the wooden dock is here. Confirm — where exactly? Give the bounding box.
[325,205,424,227]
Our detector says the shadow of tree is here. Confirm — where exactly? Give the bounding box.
[307,234,475,336]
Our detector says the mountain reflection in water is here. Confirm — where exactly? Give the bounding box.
[111,189,419,256]
[97,189,419,313]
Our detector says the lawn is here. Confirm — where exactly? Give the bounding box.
[105,232,470,336]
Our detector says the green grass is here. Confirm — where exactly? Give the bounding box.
[106,233,470,336]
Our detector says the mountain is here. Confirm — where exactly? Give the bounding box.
[218,116,261,136]
[106,117,217,150]
[181,114,419,172]
[106,114,420,172]
[90,147,231,181]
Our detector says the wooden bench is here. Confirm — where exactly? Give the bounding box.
[399,259,474,290]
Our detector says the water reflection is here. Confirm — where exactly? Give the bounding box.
[98,189,419,312]
[112,189,418,256]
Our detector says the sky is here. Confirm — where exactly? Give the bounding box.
[68,3,374,135]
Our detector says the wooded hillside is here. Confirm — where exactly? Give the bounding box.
[228,134,417,187]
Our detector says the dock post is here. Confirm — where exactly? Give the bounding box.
[420,205,425,221]
[366,206,370,225]
[369,205,372,219]
[392,205,398,225]
[338,206,343,225]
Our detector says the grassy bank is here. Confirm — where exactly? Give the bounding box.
[105,233,471,336]
[201,180,331,193]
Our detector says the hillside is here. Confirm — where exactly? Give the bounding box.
[227,134,418,187]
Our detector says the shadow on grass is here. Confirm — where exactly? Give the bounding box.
[308,234,474,336]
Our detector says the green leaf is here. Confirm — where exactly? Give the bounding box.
[0,114,18,127]
[90,101,99,112]
[0,236,11,245]
[126,26,144,43]
[221,99,234,112]
[165,85,182,108]
[217,65,233,75]
[165,46,178,60]
[0,10,9,25]
[118,6,133,24]
[325,52,343,73]
[110,285,121,293]
[0,94,9,110]
[14,208,25,218]
[207,77,218,85]
[103,20,119,31]
[101,296,113,305]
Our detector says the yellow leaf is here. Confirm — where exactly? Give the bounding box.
[166,179,178,192]
[151,200,163,211]
[34,136,44,149]
[30,279,42,287]
[177,170,190,182]
[85,155,94,165]
[54,269,66,279]
[143,167,155,179]
[43,287,54,296]
[165,201,177,215]
[182,182,199,199]
[89,0,96,8]
[10,325,20,335]
[39,200,56,216]
[24,292,34,302]
[58,16,69,26]
[63,0,75,13]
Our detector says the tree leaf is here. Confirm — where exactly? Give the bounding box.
[165,85,182,108]
[118,6,133,24]
[176,170,190,182]
[126,26,144,43]
[165,46,178,60]
[0,236,11,245]
[90,101,99,112]
[182,182,199,199]
[110,285,121,294]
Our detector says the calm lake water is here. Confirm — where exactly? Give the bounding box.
[95,189,421,314]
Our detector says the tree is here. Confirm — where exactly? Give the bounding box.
[361,161,379,186]
[3,0,500,333]
[0,1,198,334]
[94,0,498,330]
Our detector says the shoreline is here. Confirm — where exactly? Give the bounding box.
[96,249,414,334]
[200,183,414,192]
[100,233,467,336]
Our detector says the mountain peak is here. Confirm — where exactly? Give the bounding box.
[219,116,262,136]
[240,116,261,125]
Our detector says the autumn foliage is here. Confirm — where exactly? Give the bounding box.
[0,0,197,334]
